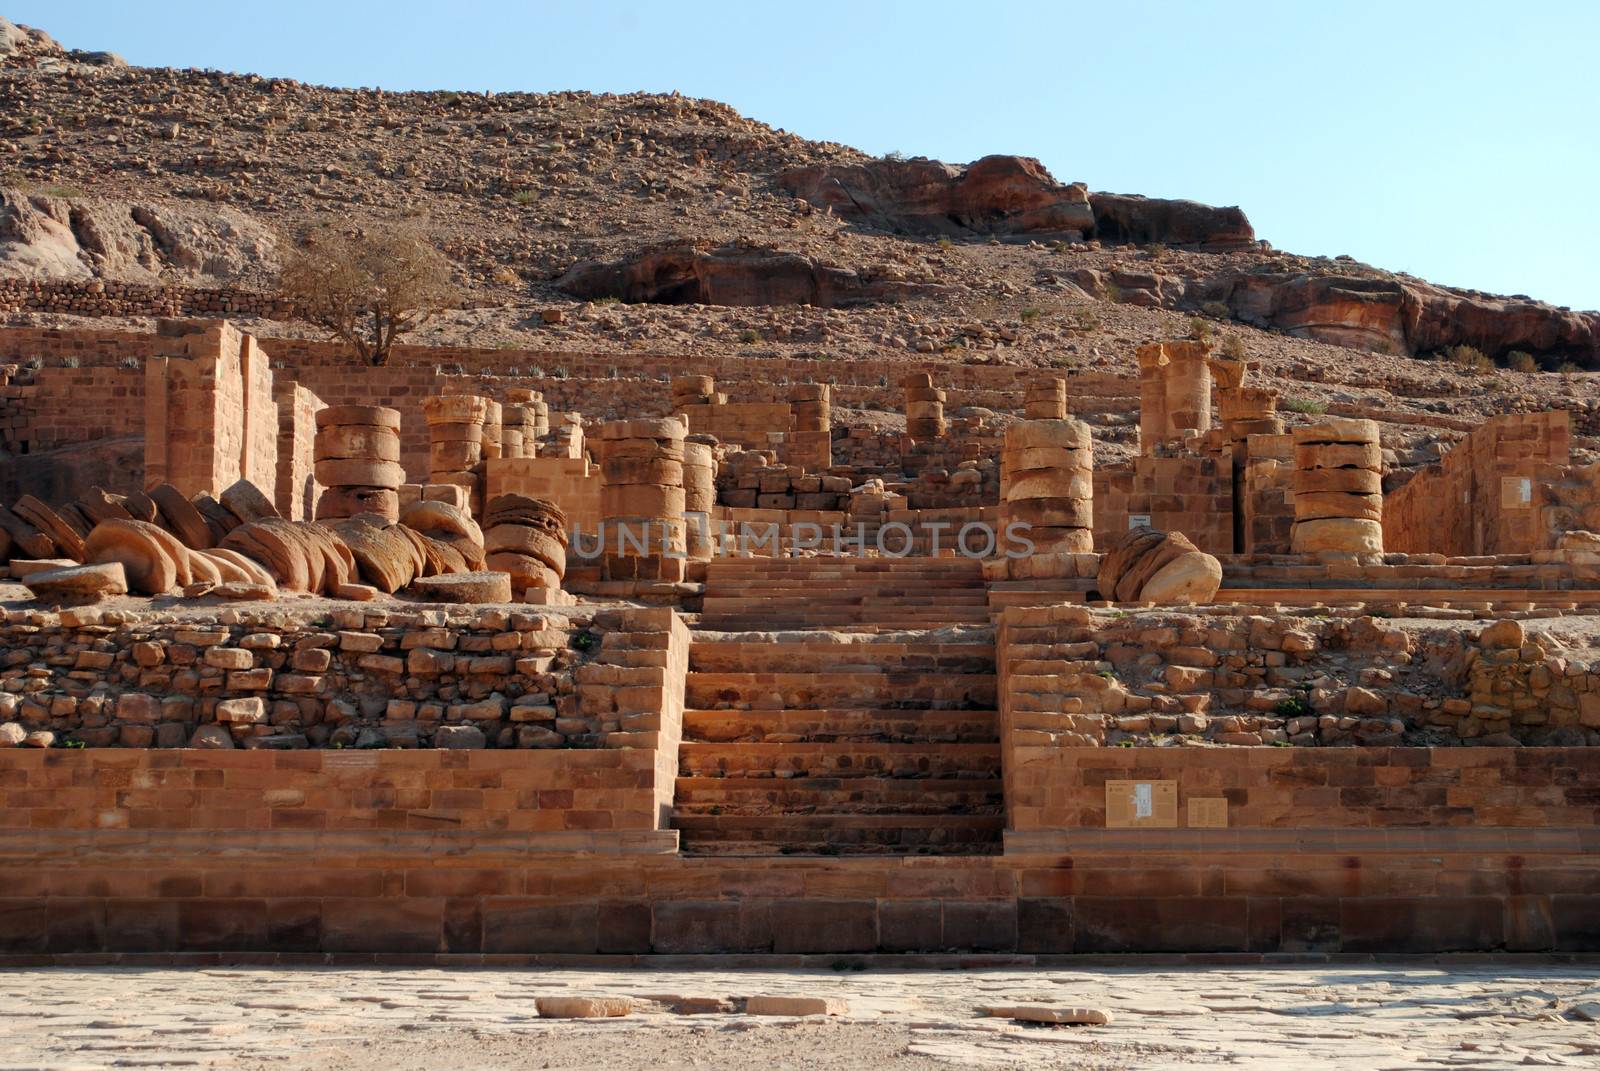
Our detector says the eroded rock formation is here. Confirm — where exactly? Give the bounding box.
[0,188,279,285]
[779,155,1095,238]
[1089,192,1254,250]
[557,242,940,307]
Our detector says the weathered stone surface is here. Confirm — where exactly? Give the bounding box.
[149,484,215,550]
[744,996,847,1016]
[220,479,280,524]
[558,241,940,307]
[980,1004,1111,1025]
[1290,517,1384,555]
[1140,550,1223,605]
[780,155,1094,238]
[83,518,186,595]
[1095,526,1223,605]
[1089,192,1254,249]
[188,723,235,748]
[409,571,513,604]
[23,561,127,602]
[535,997,632,1019]
[434,724,486,749]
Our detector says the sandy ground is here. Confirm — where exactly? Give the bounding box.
[3,964,1599,1070]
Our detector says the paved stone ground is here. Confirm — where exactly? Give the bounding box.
[2,965,1599,1069]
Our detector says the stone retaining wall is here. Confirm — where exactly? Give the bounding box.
[0,603,689,759]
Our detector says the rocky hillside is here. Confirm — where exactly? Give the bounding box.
[1,15,1596,429]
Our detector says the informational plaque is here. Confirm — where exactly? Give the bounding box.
[1500,476,1533,510]
[1104,779,1177,828]
[1187,796,1229,828]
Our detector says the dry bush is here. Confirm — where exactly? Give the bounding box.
[278,225,457,366]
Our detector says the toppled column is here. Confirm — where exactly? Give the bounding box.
[1137,340,1213,455]
[599,417,687,582]
[313,405,403,523]
[423,395,488,515]
[1291,418,1383,555]
[1002,418,1094,563]
[903,372,946,440]
[1024,377,1067,420]
[682,437,717,560]
[789,383,832,470]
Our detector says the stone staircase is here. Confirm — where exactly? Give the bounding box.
[696,556,992,631]
[673,557,1003,855]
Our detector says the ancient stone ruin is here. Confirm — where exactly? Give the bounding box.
[2,317,1600,958]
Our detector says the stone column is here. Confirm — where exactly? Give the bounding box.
[312,405,403,522]
[789,383,831,470]
[1024,377,1067,420]
[505,388,549,443]
[672,375,717,410]
[903,372,946,441]
[499,398,537,454]
[483,493,567,597]
[423,394,488,516]
[480,400,503,462]
[1291,417,1383,555]
[1001,418,1094,567]
[1137,340,1213,455]
[599,417,687,582]
[682,438,717,561]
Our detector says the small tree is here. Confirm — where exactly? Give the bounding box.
[278,225,456,366]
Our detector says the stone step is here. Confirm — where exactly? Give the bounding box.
[677,740,1002,778]
[707,556,984,571]
[700,588,989,602]
[682,707,998,743]
[685,671,997,710]
[704,608,998,627]
[671,813,1005,856]
[692,619,995,635]
[688,639,995,674]
[674,775,1004,814]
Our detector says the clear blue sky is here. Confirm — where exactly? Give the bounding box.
[16,1,1599,311]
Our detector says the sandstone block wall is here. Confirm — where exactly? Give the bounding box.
[484,457,602,534]
[1096,452,1233,555]
[273,382,323,521]
[1004,745,1600,839]
[1385,411,1576,556]
[0,748,670,835]
[142,321,277,501]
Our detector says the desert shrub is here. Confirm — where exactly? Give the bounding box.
[1188,316,1213,341]
[1275,696,1313,718]
[1506,350,1538,373]
[738,329,762,344]
[1558,361,1583,374]
[1282,397,1327,415]
[1442,344,1494,375]
[1221,334,1247,360]
[1200,300,1231,319]
[1021,307,1042,322]
[278,224,456,366]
